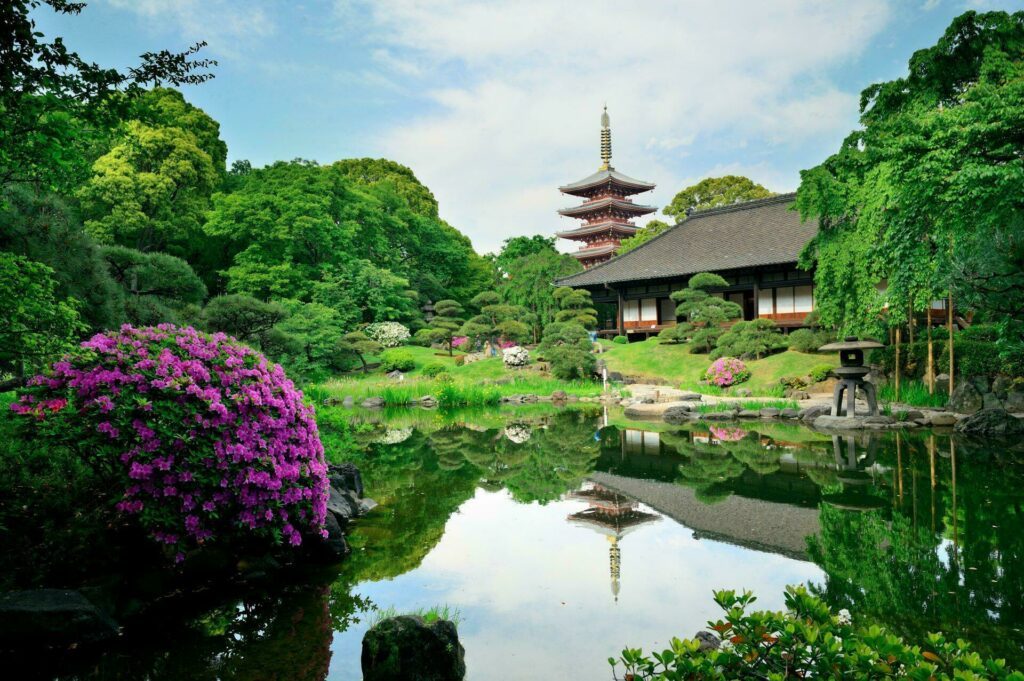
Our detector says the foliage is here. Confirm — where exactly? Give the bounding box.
[0,0,214,195]
[461,291,531,348]
[552,287,598,329]
[200,294,287,348]
[273,300,347,380]
[871,338,1011,378]
[336,332,382,374]
[787,327,835,353]
[10,325,328,561]
[421,363,449,378]
[364,322,411,348]
[538,322,596,380]
[703,357,751,387]
[498,247,581,342]
[368,604,463,628]
[659,272,741,352]
[611,585,1024,680]
[612,335,628,344]
[808,364,836,383]
[878,380,949,408]
[419,299,465,356]
[617,219,672,255]
[492,235,556,277]
[0,252,85,380]
[662,175,775,222]
[712,318,788,360]
[102,245,207,325]
[502,346,530,368]
[796,10,1024,347]
[379,349,415,373]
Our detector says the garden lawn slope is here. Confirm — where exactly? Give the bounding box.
[600,339,837,394]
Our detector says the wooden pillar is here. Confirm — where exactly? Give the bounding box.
[616,287,625,336]
[948,291,955,397]
[895,326,902,401]
[926,305,934,394]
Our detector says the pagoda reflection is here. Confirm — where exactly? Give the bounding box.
[567,482,659,601]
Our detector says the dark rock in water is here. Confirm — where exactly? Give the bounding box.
[737,410,760,418]
[982,393,1004,411]
[663,405,694,425]
[948,382,984,414]
[780,408,800,418]
[322,397,342,406]
[759,408,780,418]
[954,408,1024,437]
[418,395,438,408]
[799,404,831,421]
[327,485,361,523]
[329,462,364,497]
[551,390,568,401]
[0,589,118,646]
[702,411,734,421]
[608,371,624,383]
[362,615,466,681]
[903,410,925,421]
[992,375,1013,398]
[1007,391,1024,413]
[311,513,349,563]
[694,630,720,652]
[362,396,385,408]
[679,392,702,401]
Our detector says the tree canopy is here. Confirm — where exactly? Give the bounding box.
[663,176,774,222]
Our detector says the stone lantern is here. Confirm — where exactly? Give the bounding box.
[818,336,884,417]
[422,300,434,323]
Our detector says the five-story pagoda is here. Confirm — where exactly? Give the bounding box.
[557,108,657,268]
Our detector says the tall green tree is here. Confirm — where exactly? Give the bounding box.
[498,247,581,342]
[492,235,557,277]
[658,272,741,353]
[200,294,287,346]
[663,176,774,222]
[419,299,465,356]
[617,219,672,255]
[460,291,530,350]
[552,287,598,329]
[101,246,207,325]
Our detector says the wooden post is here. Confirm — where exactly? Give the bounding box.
[895,325,902,402]
[908,302,914,345]
[948,290,954,398]
[926,304,934,394]
[616,288,625,337]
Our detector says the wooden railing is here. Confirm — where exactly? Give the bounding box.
[758,312,809,325]
[623,320,676,331]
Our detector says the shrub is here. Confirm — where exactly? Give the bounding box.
[379,348,415,372]
[363,322,410,348]
[787,327,834,353]
[612,335,628,344]
[502,345,530,368]
[703,357,750,387]
[421,362,449,378]
[453,354,466,367]
[808,363,835,383]
[870,338,1008,378]
[10,325,328,561]
[538,321,596,380]
[612,586,1023,680]
[711,318,787,360]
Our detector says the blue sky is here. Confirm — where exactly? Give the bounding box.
[35,0,1019,254]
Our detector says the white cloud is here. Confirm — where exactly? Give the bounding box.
[104,0,275,56]
[337,0,892,253]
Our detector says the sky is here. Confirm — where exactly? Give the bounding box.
[34,0,1020,255]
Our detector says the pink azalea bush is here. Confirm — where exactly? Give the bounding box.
[703,357,751,388]
[11,325,329,561]
[709,426,747,442]
[451,336,468,349]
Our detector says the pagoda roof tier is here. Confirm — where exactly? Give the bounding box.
[555,221,638,240]
[558,196,657,218]
[568,243,618,260]
[560,168,655,197]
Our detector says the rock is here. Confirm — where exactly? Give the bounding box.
[982,393,1004,411]
[788,390,811,401]
[322,397,342,406]
[522,394,539,403]
[799,404,832,421]
[663,405,695,424]
[702,411,735,421]
[0,589,118,646]
[419,395,438,408]
[342,396,354,408]
[733,388,753,398]
[928,412,958,427]
[327,485,361,523]
[948,382,984,414]
[1006,392,1024,413]
[608,371,625,383]
[737,410,760,418]
[359,498,379,514]
[813,415,867,430]
[361,397,385,409]
[566,394,579,402]
[362,615,466,681]
[551,390,568,401]
[329,462,364,497]
[969,375,991,394]
[863,415,895,425]
[679,392,703,402]
[759,408,780,418]
[934,374,950,395]
[992,375,1013,398]
[386,370,405,381]
[694,630,720,652]
[904,410,925,421]
[313,513,350,563]
[780,408,801,419]
[954,408,1024,437]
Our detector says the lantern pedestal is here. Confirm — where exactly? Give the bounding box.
[818,337,885,418]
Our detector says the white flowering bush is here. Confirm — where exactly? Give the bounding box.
[373,427,414,445]
[364,322,410,348]
[504,423,532,443]
[502,345,530,368]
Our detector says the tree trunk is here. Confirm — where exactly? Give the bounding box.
[894,325,902,402]
[948,291,954,398]
[360,355,368,374]
[926,305,934,394]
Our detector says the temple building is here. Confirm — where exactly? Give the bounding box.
[556,108,657,269]
[556,192,820,337]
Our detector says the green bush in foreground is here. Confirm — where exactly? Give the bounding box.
[612,335,628,344]
[611,586,1022,680]
[421,362,449,378]
[379,348,415,372]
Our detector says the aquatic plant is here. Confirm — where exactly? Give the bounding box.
[11,324,328,561]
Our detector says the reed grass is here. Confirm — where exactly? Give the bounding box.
[879,380,948,408]
[367,604,463,628]
[697,399,798,413]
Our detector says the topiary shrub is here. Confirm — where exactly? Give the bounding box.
[703,357,750,388]
[363,321,410,348]
[712,318,787,360]
[421,362,449,378]
[538,321,596,380]
[612,586,1023,680]
[808,364,835,383]
[379,348,415,372]
[786,327,835,353]
[10,325,328,561]
[612,335,628,344]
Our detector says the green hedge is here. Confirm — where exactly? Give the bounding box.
[612,335,628,344]
[870,339,1008,378]
[379,348,416,372]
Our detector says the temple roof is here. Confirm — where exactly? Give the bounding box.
[555,193,817,287]
[558,196,657,218]
[555,221,638,240]
[568,243,618,260]
[559,168,656,196]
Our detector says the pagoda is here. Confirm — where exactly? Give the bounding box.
[556,107,657,268]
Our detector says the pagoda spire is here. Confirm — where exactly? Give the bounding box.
[600,105,612,170]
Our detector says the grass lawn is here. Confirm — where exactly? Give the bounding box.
[599,338,838,396]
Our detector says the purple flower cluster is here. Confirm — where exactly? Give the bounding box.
[12,325,328,560]
[703,357,751,388]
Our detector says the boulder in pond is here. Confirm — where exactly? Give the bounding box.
[361,397,385,408]
[928,412,958,427]
[362,615,465,681]
[954,408,1024,437]
[799,404,832,421]
[329,462,364,497]
[0,589,118,646]
[948,382,983,414]
[759,408,780,418]
[663,404,695,424]
[550,390,568,401]
[1006,391,1024,413]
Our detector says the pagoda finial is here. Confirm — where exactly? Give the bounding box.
[600,105,612,170]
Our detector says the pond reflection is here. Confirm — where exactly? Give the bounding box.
[20,406,1024,679]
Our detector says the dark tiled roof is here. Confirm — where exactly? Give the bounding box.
[559,167,656,195]
[555,193,816,287]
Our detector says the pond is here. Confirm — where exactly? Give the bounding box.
[20,405,1024,679]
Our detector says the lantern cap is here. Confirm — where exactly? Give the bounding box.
[818,336,884,352]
